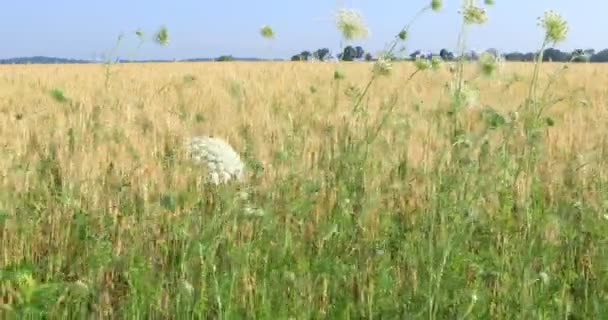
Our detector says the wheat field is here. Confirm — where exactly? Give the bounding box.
[1,61,608,318]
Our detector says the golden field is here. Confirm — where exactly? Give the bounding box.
[0,61,606,194]
[1,61,608,318]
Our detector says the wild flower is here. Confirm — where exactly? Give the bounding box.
[478,51,503,76]
[334,68,346,80]
[449,81,479,109]
[430,56,443,70]
[398,30,408,41]
[414,57,431,71]
[186,136,245,185]
[155,25,170,46]
[373,54,392,76]
[335,8,370,41]
[431,0,442,12]
[461,4,488,24]
[538,10,568,45]
[260,25,275,39]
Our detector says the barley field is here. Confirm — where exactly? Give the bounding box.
[1,61,608,318]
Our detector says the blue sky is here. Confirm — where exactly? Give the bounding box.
[0,0,605,60]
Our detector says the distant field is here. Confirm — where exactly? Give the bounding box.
[1,62,607,318]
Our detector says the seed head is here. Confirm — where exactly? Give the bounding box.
[187,136,245,185]
[155,25,170,46]
[461,5,488,24]
[431,0,442,11]
[538,10,568,44]
[430,56,443,70]
[334,68,346,80]
[398,30,408,41]
[260,25,275,39]
[414,57,431,71]
[335,8,370,41]
[478,51,503,77]
[449,81,479,109]
[372,54,392,76]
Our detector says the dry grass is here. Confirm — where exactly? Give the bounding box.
[1,61,606,193]
[1,61,608,318]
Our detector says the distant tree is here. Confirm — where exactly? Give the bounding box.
[523,52,536,61]
[504,52,524,61]
[542,48,569,62]
[571,49,589,62]
[313,48,331,61]
[485,48,500,58]
[364,52,374,61]
[409,50,422,60]
[590,49,608,62]
[439,48,454,61]
[216,55,234,61]
[354,46,365,59]
[462,50,479,61]
[300,51,312,61]
[338,45,358,61]
[290,50,313,61]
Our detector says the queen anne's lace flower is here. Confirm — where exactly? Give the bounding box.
[186,136,245,185]
[335,9,370,41]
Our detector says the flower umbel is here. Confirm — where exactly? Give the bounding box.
[430,56,443,70]
[155,25,170,46]
[414,57,431,71]
[335,8,370,41]
[478,51,503,77]
[462,5,488,24]
[431,0,442,12]
[373,54,392,76]
[260,25,275,39]
[538,10,568,44]
[187,136,245,185]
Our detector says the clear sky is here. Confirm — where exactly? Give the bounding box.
[1,0,605,60]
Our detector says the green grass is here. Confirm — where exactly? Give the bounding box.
[2,95,608,318]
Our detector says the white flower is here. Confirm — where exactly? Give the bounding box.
[372,55,392,76]
[335,8,370,41]
[186,136,245,185]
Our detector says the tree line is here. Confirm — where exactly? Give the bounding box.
[289,46,608,63]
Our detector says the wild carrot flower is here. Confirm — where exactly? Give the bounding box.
[461,4,488,24]
[260,25,275,39]
[538,10,568,44]
[334,68,346,80]
[449,81,479,109]
[430,56,443,70]
[414,57,431,71]
[335,8,370,41]
[398,30,408,41]
[373,54,392,76]
[431,0,442,11]
[478,51,503,76]
[186,136,245,185]
[155,26,170,46]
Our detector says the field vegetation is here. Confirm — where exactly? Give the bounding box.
[1,1,608,319]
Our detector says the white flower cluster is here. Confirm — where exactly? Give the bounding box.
[335,8,370,41]
[186,136,245,185]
